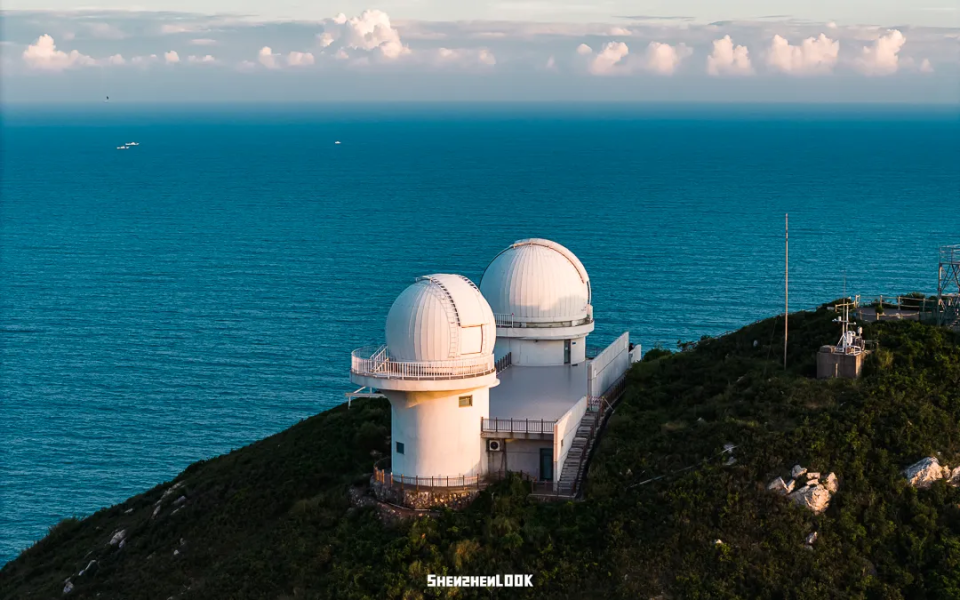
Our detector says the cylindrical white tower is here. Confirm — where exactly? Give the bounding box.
[351,274,498,479]
[479,239,594,366]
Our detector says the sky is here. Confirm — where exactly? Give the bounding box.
[2,2,959,103]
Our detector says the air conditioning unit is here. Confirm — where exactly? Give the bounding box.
[487,439,503,452]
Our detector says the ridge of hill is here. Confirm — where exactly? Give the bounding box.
[3,304,960,599]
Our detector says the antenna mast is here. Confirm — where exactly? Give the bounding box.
[784,214,789,370]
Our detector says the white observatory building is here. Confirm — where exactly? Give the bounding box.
[481,238,594,366]
[351,240,640,504]
[350,274,499,482]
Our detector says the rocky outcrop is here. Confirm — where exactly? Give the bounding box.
[768,464,838,514]
[824,472,838,493]
[767,477,795,495]
[950,467,960,486]
[788,484,832,514]
[903,457,949,489]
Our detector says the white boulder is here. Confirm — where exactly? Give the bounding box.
[950,467,960,487]
[806,472,821,480]
[824,472,839,493]
[806,479,820,487]
[904,457,946,489]
[767,477,794,495]
[108,529,127,546]
[788,484,832,514]
[63,579,74,595]
[792,465,807,479]
[806,531,818,545]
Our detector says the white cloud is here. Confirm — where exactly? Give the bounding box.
[580,40,691,76]
[920,58,934,73]
[608,27,632,36]
[588,41,630,75]
[160,23,204,35]
[22,34,96,71]
[286,51,315,67]
[766,34,839,75]
[189,38,218,46]
[707,35,753,76]
[106,54,125,66]
[187,54,217,64]
[435,47,497,67]
[545,55,557,70]
[164,50,180,64]
[854,29,906,76]
[318,10,410,60]
[645,41,692,75]
[258,46,279,69]
[826,21,838,30]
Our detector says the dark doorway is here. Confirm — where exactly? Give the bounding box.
[563,339,571,364]
[539,448,553,481]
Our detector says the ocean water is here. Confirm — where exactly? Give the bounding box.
[1,103,958,563]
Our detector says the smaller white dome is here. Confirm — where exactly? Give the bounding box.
[385,274,496,362]
[480,239,592,326]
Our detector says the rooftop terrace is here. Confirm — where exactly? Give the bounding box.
[489,362,588,421]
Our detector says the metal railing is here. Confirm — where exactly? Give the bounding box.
[373,462,483,490]
[352,345,495,381]
[493,313,593,329]
[482,417,556,435]
[568,373,628,496]
[495,352,512,373]
[940,245,960,264]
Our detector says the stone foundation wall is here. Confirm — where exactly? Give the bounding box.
[370,476,481,510]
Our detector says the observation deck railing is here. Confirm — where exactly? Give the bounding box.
[373,459,483,490]
[351,345,495,381]
[481,417,556,435]
[492,313,593,329]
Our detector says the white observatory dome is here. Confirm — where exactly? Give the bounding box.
[480,239,592,326]
[385,274,496,362]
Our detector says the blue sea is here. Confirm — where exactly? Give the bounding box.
[1,103,958,563]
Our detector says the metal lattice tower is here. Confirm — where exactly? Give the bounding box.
[938,245,960,330]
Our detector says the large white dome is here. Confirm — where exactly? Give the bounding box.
[480,239,592,326]
[385,274,496,362]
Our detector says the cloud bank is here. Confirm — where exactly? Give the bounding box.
[767,34,840,75]
[7,7,949,98]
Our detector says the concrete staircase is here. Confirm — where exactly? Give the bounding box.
[555,409,600,496]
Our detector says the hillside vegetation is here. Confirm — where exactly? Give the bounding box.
[3,305,960,599]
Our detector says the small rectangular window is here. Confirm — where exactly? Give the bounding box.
[396,442,404,454]
[459,395,473,407]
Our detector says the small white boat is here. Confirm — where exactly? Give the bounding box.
[125,142,140,146]
[334,141,341,145]
[117,145,129,150]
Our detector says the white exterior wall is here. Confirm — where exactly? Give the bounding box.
[487,439,554,480]
[552,395,589,489]
[386,386,489,478]
[494,336,586,366]
[587,332,630,398]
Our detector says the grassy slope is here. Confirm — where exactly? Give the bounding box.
[3,306,960,600]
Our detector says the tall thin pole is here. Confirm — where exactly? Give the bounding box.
[784,214,789,370]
